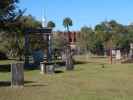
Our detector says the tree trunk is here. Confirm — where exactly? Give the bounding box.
[65,45,74,70]
[11,63,24,87]
[85,47,89,61]
[109,48,112,64]
[66,25,69,32]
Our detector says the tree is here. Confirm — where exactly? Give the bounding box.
[52,31,67,49]
[94,20,130,63]
[0,0,22,60]
[77,26,104,56]
[0,0,23,31]
[63,17,74,70]
[78,26,93,52]
[0,15,42,60]
[52,31,68,60]
[63,17,73,32]
[16,15,41,60]
[47,21,56,29]
[0,0,19,21]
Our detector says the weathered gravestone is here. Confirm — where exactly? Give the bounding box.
[129,43,133,59]
[40,62,55,74]
[40,62,46,74]
[112,50,116,56]
[11,63,24,87]
[129,50,133,59]
[116,50,121,60]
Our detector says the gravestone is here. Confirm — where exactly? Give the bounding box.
[129,43,133,59]
[112,50,116,56]
[11,63,24,87]
[46,64,55,74]
[129,50,133,59]
[116,50,121,60]
[40,62,46,74]
[40,62,55,74]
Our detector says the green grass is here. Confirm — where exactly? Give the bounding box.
[0,56,133,100]
[0,60,16,65]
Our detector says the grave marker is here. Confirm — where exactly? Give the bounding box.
[116,50,121,60]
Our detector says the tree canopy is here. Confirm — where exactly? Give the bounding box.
[63,17,73,31]
[47,21,56,29]
[77,20,133,55]
[0,0,23,31]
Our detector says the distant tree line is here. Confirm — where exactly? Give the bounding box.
[53,20,133,57]
[77,20,133,56]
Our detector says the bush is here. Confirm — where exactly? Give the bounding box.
[0,52,8,60]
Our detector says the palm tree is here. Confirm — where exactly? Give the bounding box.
[63,17,74,70]
[47,21,56,29]
[63,17,73,32]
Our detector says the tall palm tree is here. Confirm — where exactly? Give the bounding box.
[47,21,56,29]
[63,17,73,32]
[63,17,74,70]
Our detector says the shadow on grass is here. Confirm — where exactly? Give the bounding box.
[0,81,10,87]
[0,64,39,72]
[74,61,89,65]
[74,60,108,68]
[54,70,64,74]
[0,65,10,72]
[55,62,65,66]
[90,56,107,59]
[25,84,48,87]
[0,80,35,87]
[87,61,107,65]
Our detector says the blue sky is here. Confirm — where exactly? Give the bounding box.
[19,0,133,31]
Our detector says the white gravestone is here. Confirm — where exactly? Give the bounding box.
[40,62,46,74]
[40,62,55,74]
[116,50,121,60]
[129,43,133,59]
[112,50,116,56]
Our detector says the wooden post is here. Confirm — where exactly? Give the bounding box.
[11,63,24,88]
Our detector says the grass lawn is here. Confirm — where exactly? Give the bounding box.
[0,60,16,65]
[0,56,133,100]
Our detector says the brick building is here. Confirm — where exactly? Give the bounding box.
[53,31,80,49]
